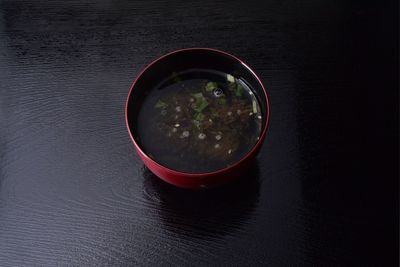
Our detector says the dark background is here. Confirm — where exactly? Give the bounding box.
[0,0,398,266]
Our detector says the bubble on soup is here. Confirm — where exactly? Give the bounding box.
[136,70,262,173]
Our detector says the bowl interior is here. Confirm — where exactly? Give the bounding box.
[126,49,269,173]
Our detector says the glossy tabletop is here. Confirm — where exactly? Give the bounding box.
[0,0,398,266]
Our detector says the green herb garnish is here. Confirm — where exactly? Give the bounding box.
[192,92,204,99]
[191,92,209,113]
[252,100,258,113]
[155,100,168,109]
[205,82,218,92]
[218,98,227,105]
[234,83,244,97]
[194,101,209,112]
[195,112,205,121]
[227,74,235,83]
[227,76,244,97]
[228,82,235,91]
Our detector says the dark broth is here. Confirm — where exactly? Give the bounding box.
[137,69,262,173]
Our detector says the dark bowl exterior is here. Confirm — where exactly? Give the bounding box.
[125,48,270,189]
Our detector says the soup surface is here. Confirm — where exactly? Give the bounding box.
[136,69,262,173]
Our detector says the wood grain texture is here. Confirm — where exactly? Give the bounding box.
[0,0,398,266]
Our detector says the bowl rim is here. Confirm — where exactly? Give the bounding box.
[125,47,271,176]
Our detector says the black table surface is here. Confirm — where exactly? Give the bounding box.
[0,0,398,266]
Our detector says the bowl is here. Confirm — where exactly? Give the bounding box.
[125,48,270,189]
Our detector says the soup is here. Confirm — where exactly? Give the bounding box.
[136,69,262,173]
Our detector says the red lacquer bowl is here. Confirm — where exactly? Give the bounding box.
[125,48,270,189]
